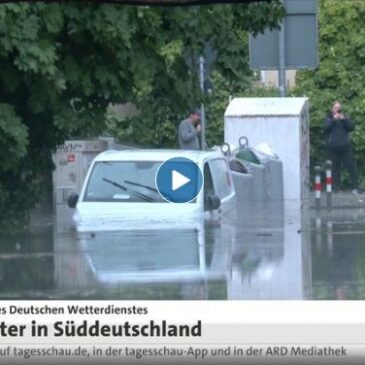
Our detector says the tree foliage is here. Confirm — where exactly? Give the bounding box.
[294,0,365,186]
[0,2,284,229]
[106,2,284,148]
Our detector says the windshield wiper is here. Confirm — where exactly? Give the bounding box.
[124,180,159,193]
[102,178,155,202]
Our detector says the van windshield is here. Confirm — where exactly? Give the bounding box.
[83,161,167,203]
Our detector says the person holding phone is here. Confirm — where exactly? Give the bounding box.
[178,108,201,150]
[324,101,360,194]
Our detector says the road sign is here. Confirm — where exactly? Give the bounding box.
[249,0,318,70]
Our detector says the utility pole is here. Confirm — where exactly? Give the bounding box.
[278,4,286,97]
[199,55,206,150]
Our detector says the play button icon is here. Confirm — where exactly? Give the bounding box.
[156,157,203,203]
[172,170,190,191]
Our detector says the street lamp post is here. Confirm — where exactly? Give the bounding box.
[199,55,206,150]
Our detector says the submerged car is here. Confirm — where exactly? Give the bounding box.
[68,149,236,231]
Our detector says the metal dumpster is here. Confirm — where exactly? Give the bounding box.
[231,170,254,202]
[235,137,266,201]
[224,137,284,202]
[253,143,284,201]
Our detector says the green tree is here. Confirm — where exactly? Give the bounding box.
[294,0,365,186]
[0,2,284,229]
[106,3,284,148]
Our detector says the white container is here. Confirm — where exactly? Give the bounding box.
[224,97,310,202]
[52,139,108,232]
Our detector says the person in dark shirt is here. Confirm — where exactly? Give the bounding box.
[323,101,359,194]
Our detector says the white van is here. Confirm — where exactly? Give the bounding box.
[68,149,236,231]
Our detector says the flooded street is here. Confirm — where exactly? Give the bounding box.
[311,209,365,300]
[0,195,365,300]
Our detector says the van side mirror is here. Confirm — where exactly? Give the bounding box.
[67,193,79,208]
[205,194,221,211]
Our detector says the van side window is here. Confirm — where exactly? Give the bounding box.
[204,163,215,211]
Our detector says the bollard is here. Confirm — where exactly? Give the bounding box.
[325,160,333,211]
[314,165,322,211]
[315,216,322,251]
[327,220,333,257]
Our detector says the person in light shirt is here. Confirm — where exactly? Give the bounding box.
[178,108,201,150]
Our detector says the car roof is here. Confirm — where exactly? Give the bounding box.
[93,148,225,162]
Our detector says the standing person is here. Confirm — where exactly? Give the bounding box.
[323,101,360,194]
[178,109,201,150]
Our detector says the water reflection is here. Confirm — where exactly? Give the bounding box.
[3,200,365,299]
[0,198,312,300]
[311,208,365,300]
[53,220,233,300]
[228,200,311,300]
[0,227,54,298]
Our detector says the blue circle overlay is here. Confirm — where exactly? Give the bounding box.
[156,157,203,203]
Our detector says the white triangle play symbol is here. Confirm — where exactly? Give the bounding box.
[172,170,190,191]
